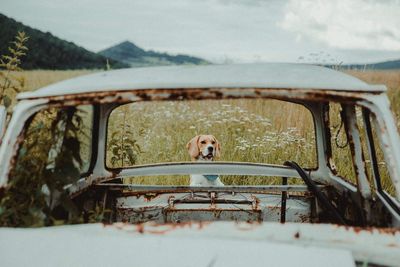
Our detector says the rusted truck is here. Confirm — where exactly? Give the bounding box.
[0,63,399,266]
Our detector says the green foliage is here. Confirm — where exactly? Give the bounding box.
[0,31,29,111]
[0,107,86,227]
[0,31,28,71]
[108,106,144,167]
[0,14,128,70]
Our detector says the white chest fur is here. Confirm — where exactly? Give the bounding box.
[190,174,224,186]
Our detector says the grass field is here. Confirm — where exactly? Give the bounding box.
[18,70,95,92]
[8,68,400,194]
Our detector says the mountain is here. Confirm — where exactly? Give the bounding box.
[0,14,128,70]
[341,59,400,70]
[99,41,209,67]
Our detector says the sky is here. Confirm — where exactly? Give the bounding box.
[1,0,400,64]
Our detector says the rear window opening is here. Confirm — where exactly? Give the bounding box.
[106,99,317,181]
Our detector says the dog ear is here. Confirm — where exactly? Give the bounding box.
[212,135,221,158]
[187,135,200,159]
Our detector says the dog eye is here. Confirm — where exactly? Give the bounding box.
[211,141,215,144]
[200,141,206,144]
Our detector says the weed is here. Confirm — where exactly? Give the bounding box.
[0,31,29,112]
[0,107,86,226]
[108,105,144,167]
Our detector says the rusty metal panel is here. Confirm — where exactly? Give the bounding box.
[18,87,382,107]
[342,105,371,199]
[116,192,312,224]
[165,210,262,223]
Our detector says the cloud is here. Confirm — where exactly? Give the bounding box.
[2,0,400,63]
[280,0,400,51]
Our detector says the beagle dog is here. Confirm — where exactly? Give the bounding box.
[186,135,224,186]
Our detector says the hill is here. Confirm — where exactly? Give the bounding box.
[99,41,209,67]
[0,14,128,70]
[343,59,400,70]
[325,59,400,71]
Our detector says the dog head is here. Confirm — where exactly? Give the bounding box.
[186,135,221,161]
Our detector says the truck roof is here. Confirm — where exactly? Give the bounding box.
[18,63,386,99]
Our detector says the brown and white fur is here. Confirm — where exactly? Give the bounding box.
[186,135,224,186]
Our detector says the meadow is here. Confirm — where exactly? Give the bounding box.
[12,69,400,194]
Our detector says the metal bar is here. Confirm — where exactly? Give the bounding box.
[81,104,100,177]
[172,199,254,205]
[342,105,371,198]
[363,109,382,191]
[280,177,288,223]
[284,161,346,225]
[92,103,118,178]
[307,103,331,176]
[96,184,318,193]
[115,162,304,179]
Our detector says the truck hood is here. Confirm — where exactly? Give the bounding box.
[0,222,399,267]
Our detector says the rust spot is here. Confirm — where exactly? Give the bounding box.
[136,224,145,234]
[337,224,400,235]
[143,193,160,202]
[252,195,260,211]
[26,87,375,109]
[131,221,211,235]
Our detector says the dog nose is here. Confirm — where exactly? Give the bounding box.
[208,146,214,152]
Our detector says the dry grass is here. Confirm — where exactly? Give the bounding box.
[348,70,400,129]
[16,70,95,92]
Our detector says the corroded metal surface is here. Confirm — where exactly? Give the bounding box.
[115,191,312,224]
